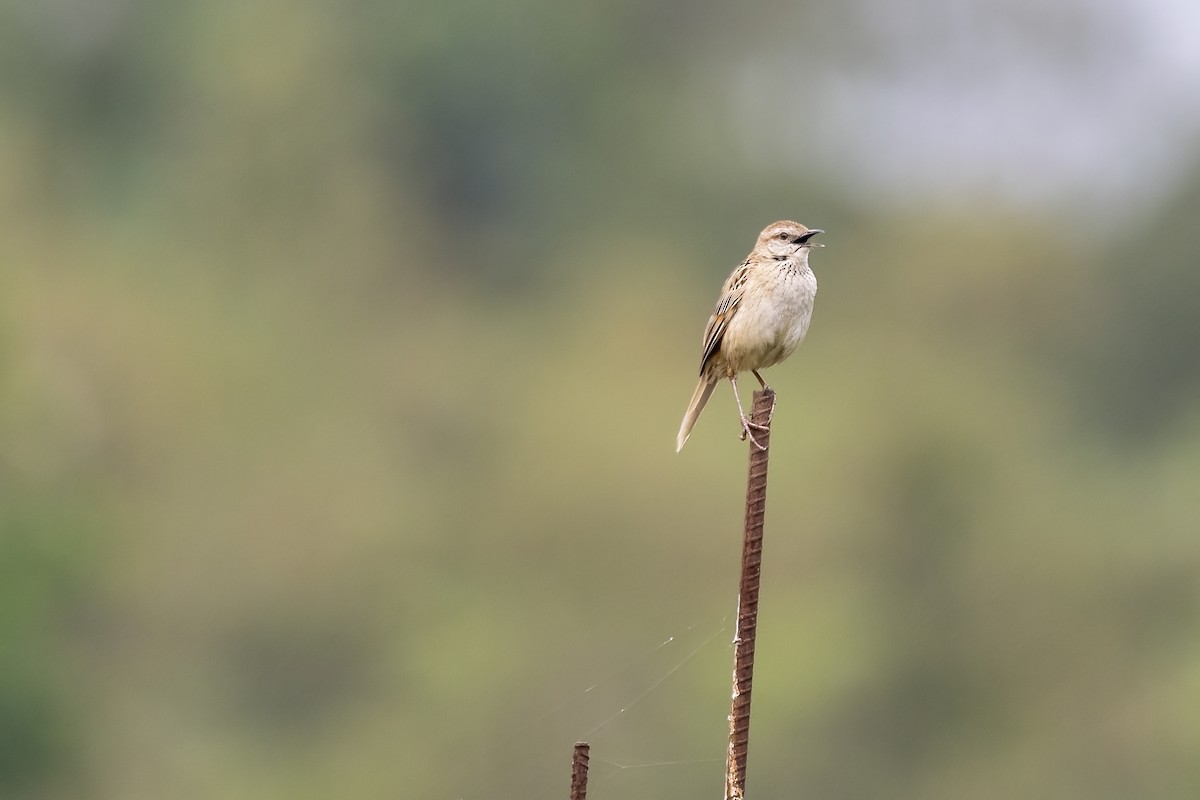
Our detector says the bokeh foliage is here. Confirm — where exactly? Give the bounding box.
[1,0,1198,798]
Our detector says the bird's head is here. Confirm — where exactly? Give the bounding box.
[757,220,824,259]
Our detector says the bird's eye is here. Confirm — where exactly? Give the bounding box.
[776,232,789,240]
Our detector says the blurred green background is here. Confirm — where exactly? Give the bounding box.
[3,0,1200,797]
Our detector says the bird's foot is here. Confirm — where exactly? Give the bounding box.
[751,371,777,424]
[739,416,769,451]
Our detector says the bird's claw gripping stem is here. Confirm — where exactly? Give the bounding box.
[739,417,769,451]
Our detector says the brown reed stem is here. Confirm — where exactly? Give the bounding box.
[725,388,774,800]
[570,741,590,800]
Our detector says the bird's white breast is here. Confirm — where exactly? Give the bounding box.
[720,262,817,373]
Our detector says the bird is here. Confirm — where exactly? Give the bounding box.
[676,220,822,452]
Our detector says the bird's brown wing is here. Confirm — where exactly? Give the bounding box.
[699,259,752,375]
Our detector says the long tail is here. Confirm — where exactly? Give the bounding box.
[676,378,718,452]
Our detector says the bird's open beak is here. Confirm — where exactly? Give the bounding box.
[799,229,824,247]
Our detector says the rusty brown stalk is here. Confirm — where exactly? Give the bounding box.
[725,388,774,800]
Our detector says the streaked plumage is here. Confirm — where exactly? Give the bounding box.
[676,220,821,451]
